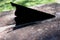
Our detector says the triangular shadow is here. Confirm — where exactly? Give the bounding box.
[10,2,55,30]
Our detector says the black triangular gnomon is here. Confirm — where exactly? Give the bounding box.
[11,2,55,26]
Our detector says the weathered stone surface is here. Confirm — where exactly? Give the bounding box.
[0,3,60,40]
[30,3,56,15]
[0,10,15,27]
[2,21,60,40]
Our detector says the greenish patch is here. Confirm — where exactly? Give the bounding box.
[0,0,55,12]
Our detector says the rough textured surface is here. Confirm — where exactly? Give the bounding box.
[0,10,15,27]
[30,3,56,15]
[2,21,60,40]
[0,3,60,40]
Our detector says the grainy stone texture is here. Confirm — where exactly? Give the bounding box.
[2,21,60,40]
[0,3,60,40]
[30,3,56,15]
[0,10,15,27]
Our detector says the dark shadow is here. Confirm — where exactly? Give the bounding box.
[10,2,55,30]
[13,22,38,30]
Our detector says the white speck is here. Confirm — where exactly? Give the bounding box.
[31,27,34,29]
[55,12,60,18]
[45,28,48,30]
[37,29,41,31]
[37,29,44,34]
